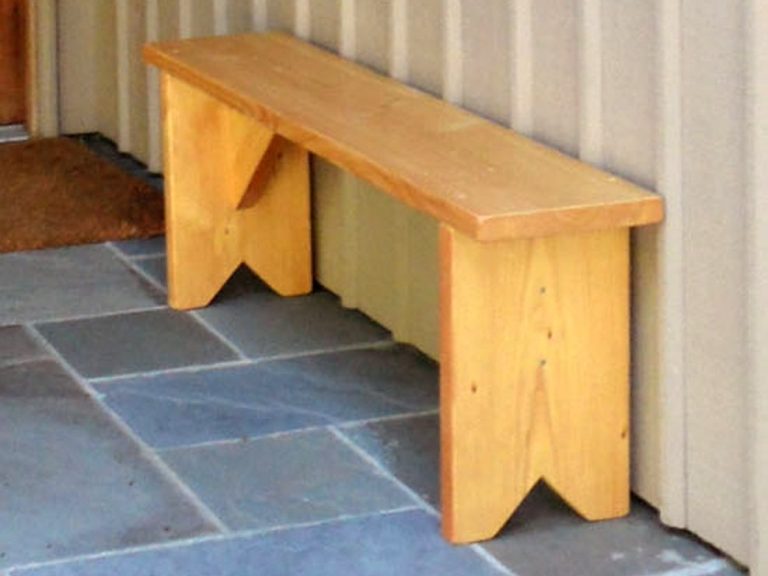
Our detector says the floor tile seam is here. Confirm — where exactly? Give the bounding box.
[88,358,255,385]
[241,338,397,364]
[187,311,251,361]
[23,324,232,536]
[326,429,520,573]
[647,558,736,576]
[27,303,169,328]
[103,242,168,293]
[125,252,166,261]
[154,410,440,454]
[5,507,423,575]
[106,242,165,260]
[0,355,52,370]
[330,429,515,576]
[329,427,439,516]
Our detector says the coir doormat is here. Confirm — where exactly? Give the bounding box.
[0,137,164,253]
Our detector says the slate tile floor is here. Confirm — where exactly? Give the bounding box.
[0,137,747,575]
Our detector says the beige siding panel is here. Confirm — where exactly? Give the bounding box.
[312,158,346,295]
[28,0,59,137]
[403,211,439,357]
[313,0,355,308]
[306,0,344,311]
[510,0,532,134]
[226,0,255,34]
[656,0,687,531]
[354,0,390,73]
[602,4,656,188]
[530,0,578,155]
[747,0,768,570]
[459,0,510,125]
[601,0,660,508]
[118,0,150,161]
[58,0,117,136]
[190,0,216,36]
[146,0,180,171]
[309,0,340,50]
[353,180,402,332]
[95,1,119,143]
[266,0,295,31]
[405,0,442,96]
[682,0,748,562]
[577,0,602,165]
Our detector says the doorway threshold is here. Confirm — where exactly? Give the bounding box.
[0,124,28,143]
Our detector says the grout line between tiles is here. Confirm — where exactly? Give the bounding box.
[187,310,250,361]
[23,324,232,536]
[0,355,51,370]
[106,242,166,260]
[5,507,422,575]
[330,428,514,576]
[28,304,168,327]
[87,358,254,385]
[330,427,439,516]
[241,339,397,364]
[649,559,734,576]
[104,242,167,293]
[155,409,440,454]
[128,253,166,261]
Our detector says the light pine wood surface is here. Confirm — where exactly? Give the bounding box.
[440,226,630,542]
[144,32,663,242]
[148,32,656,545]
[161,73,312,309]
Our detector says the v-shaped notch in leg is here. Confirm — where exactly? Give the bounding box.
[161,73,312,310]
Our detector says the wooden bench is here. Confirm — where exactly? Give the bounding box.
[144,32,664,544]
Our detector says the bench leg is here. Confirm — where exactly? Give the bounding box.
[160,74,312,310]
[439,225,630,543]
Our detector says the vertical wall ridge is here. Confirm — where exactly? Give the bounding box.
[656,0,687,531]
[145,0,161,171]
[294,0,309,39]
[389,0,414,345]
[511,0,532,134]
[746,0,768,571]
[578,0,603,165]
[442,0,462,104]
[115,0,132,152]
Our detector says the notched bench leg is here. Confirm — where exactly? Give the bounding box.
[439,225,630,543]
[160,74,312,310]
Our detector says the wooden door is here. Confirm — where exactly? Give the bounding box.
[0,0,26,125]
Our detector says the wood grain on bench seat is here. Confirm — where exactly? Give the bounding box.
[145,32,664,545]
[144,32,661,242]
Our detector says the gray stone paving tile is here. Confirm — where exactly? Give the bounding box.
[36,309,238,378]
[95,345,438,448]
[0,360,219,571]
[132,255,166,289]
[195,268,391,359]
[342,413,440,508]
[0,245,163,326]
[482,485,745,576]
[0,326,48,366]
[111,237,166,257]
[161,429,415,531]
[9,511,504,576]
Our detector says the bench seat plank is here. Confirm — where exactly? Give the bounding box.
[144,32,662,241]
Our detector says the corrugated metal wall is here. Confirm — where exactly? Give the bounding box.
[49,0,767,569]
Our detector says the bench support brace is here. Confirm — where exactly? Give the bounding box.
[161,74,312,310]
[439,225,630,543]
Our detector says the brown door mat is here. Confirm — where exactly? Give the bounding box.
[0,137,165,254]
